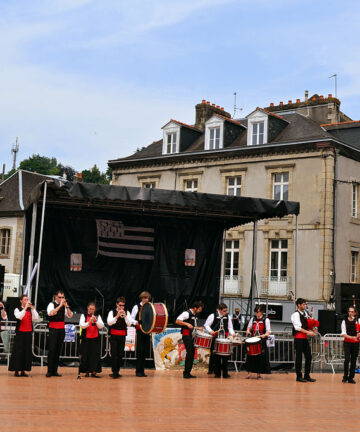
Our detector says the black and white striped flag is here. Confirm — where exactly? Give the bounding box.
[96,219,154,260]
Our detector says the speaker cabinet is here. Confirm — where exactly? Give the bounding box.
[318,310,336,335]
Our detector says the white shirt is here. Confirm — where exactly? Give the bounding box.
[247,316,271,334]
[107,310,135,327]
[47,301,73,318]
[1,309,7,320]
[204,312,235,336]
[176,309,198,322]
[14,307,39,321]
[341,318,360,336]
[79,314,104,329]
[291,309,309,331]
[130,302,144,324]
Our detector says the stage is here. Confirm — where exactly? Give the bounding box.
[0,367,357,431]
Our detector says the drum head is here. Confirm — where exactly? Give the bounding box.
[246,336,261,344]
[215,338,230,343]
[140,303,155,334]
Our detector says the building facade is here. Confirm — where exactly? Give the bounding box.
[109,93,360,325]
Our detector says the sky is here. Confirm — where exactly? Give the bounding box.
[0,0,360,173]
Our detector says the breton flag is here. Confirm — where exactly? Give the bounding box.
[96,219,154,260]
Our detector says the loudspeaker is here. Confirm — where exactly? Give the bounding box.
[0,265,5,298]
[318,310,336,335]
[5,296,20,321]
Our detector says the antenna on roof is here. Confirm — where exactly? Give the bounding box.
[329,74,337,99]
[11,137,19,170]
[233,92,243,118]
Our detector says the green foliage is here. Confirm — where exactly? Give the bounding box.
[18,154,61,175]
[81,165,109,184]
[4,168,16,180]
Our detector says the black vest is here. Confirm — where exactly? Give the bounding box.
[210,313,229,334]
[135,303,142,322]
[181,309,197,335]
[292,310,308,335]
[345,318,357,337]
[111,309,128,331]
[48,302,65,322]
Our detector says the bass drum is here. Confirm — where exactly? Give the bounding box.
[140,302,168,334]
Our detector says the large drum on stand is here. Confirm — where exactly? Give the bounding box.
[140,302,168,334]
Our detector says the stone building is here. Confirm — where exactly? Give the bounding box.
[109,92,360,326]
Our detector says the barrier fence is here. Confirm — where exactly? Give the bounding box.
[0,323,349,373]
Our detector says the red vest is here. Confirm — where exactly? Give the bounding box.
[85,315,99,339]
[18,309,33,332]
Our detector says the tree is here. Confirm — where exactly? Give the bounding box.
[81,165,109,184]
[18,154,61,175]
[59,165,76,181]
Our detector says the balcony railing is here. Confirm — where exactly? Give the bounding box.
[260,276,291,297]
[221,275,243,296]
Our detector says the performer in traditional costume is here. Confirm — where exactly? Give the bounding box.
[205,303,234,378]
[245,304,271,379]
[9,295,39,377]
[291,298,316,383]
[79,302,104,377]
[341,306,360,384]
[0,299,7,323]
[130,291,152,377]
[46,290,73,377]
[108,296,135,378]
[175,301,204,379]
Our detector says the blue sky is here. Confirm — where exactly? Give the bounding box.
[0,0,359,172]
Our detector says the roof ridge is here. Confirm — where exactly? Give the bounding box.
[321,120,360,127]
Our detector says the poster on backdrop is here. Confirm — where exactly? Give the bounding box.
[152,328,210,370]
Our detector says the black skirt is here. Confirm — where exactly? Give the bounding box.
[245,340,271,374]
[9,332,33,372]
[79,337,102,373]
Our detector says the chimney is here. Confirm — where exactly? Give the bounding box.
[288,100,292,104]
[328,94,332,99]
[195,101,231,130]
[270,103,274,107]
[279,101,283,106]
[74,172,83,183]
[305,90,309,101]
[296,99,300,103]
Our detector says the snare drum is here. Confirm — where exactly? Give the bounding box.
[193,331,212,349]
[214,338,233,356]
[245,336,262,356]
[232,333,243,346]
[140,302,168,334]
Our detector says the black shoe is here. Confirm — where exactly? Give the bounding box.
[91,373,101,378]
[109,373,120,379]
[207,370,214,375]
[189,374,196,378]
[46,373,52,377]
[348,378,356,384]
[214,375,221,378]
[342,377,348,383]
[296,377,307,382]
[53,373,62,377]
[304,376,316,382]
[136,372,146,377]
[14,372,20,377]
[183,373,192,379]
[223,374,231,378]
[20,372,29,377]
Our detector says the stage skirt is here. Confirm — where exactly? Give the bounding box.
[245,340,271,374]
[9,332,33,372]
[79,337,102,373]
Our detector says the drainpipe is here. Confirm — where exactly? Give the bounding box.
[332,149,339,299]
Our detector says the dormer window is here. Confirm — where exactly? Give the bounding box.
[205,116,224,150]
[252,121,264,145]
[167,132,177,153]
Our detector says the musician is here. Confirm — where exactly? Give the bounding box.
[130,291,152,377]
[0,299,7,323]
[175,300,204,379]
[204,303,235,378]
[341,306,360,384]
[79,302,104,378]
[291,298,316,383]
[232,308,242,331]
[245,304,271,379]
[9,295,39,377]
[46,290,73,377]
[108,296,135,378]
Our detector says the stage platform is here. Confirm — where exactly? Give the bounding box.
[0,367,358,432]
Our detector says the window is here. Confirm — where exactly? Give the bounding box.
[0,229,10,256]
[252,122,264,145]
[273,172,289,201]
[167,132,177,154]
[184,179,198,192]
[224,240,239,277]
[227,176,242,196]
[352,184,358,218]
[209,127,221,150]
[270,240,288,279]
[351,250,359,283]
[142,182,155,189]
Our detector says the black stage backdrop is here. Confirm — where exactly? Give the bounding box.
[36,207,223,321]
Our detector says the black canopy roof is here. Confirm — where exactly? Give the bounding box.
[28,180,299,229]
